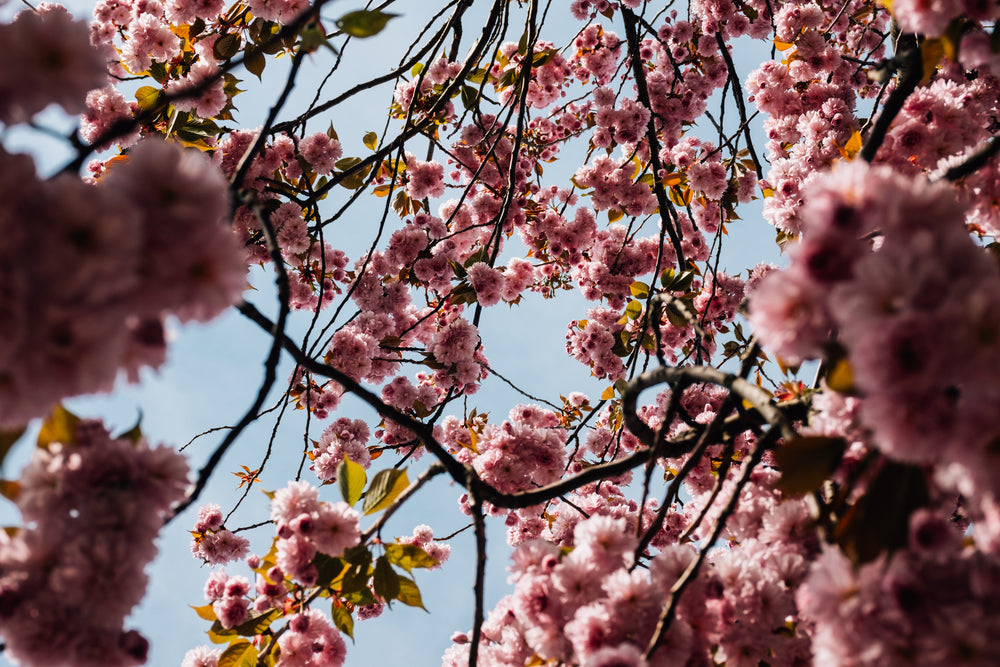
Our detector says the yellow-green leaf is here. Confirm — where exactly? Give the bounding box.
[362,468,409,515]
[337,456,367,506]
[335,157,371,189]
[115,412,143,444]
[331,600,355,638]
[363,131,378,150]
[37,404,80,449]
[0,428,26,469]
[624,299,643,320]
[237,608,280,637]
[191,603,218,622]
[385,543,438,572]
[218,640,256,667]
[920,38,945,82]
[208,608,279,643]
[135,86,162,111]
[396,576,426,609]
[826,356,856,394]
[336,10,398,38]
[773,436,846,496]
[629,281,650,299]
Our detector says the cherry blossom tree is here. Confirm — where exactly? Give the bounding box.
[2,0,1000,665]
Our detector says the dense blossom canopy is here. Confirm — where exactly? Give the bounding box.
[1,0,1000,665]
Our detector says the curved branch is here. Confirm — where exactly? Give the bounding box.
[623,364,796,447]
[942,136,1000,182]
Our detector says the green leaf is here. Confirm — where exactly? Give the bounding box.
[362,468,409,515]
[460,84,479,110]
[516,28,530,56]
[343,585,376,606]
[835,461,930,564]
[624,299,643,321]
[337,457,367,506]
[298,22,334,54]
[336,10,398,38]
[148,60,168,83]
[664,301,690,328]
[497,68,518,90]
[213,32,241,61]
[331,601,355,639]
[362,131,378,151]
[373,555,400,602]
[773,436,846,497]
[396,576,426,609]
[218,640,257,667]
[385,543,438,572]
[243,45,266,79]
[314,552,347,589]
[37,404,80,449]
[337,545,373,595]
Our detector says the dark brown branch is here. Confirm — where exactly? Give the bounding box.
[468,476,488,667]
[859,40,921,163]
[942,136,1000,182]
[623,364,796,448]
[361,463,447,542]
[715,31,764,180]
[621,8,686,270]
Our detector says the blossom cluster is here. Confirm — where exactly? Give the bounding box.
[750,162,1000,498]
[0,138,247,429]
[0,4,107,124]
[0,419,189,667]
[187,479,453,667]
[445,474,816,667]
